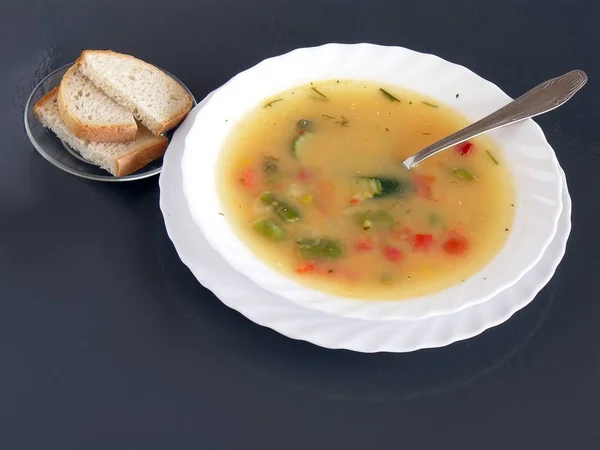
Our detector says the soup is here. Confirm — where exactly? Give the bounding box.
[217,80,514,300]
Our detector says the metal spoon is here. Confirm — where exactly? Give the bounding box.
[402,70,588,170]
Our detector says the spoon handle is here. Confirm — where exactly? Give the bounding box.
[402,70,588,170]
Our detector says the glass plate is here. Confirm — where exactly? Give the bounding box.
[24,62,196,182]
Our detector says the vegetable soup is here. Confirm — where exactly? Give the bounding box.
[217,80,515,300]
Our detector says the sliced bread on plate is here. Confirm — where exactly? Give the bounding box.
[57,63,138,143]
[34,88,168,177]
[79,50,193,136]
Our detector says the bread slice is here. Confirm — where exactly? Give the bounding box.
[34,88,168,177]
[79,50,193,136]
[57,63,138,143]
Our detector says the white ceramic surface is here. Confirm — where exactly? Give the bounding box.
[181,43,563,321]
[161,96,571,353]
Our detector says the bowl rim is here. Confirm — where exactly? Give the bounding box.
[160,99,571,352]
[181,42,563,321]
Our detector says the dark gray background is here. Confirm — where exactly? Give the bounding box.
[2,0,599,448]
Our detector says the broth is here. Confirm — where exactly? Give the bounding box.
[217,80,514,300]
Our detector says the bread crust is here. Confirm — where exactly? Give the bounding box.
[57,64,137,143]
[33,87,60,117]
[155,105,192,135]
[80,50,193,136]
[34,87,168,177]
[115,135,168,177]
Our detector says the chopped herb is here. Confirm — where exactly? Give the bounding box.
[456,93,460,98]
[421,101,439,108]
[263,98,283,108]
[486,150,499,165]
[511,204,514,207]
[409,101,413,105]
[379,88,400,102]
[335,115,349,126]
[218,213,224,216]
[263,156,279,173]
[422,132,431,135]
[311,87,327,99]
[321,114,334,119]
[336,80,340,83]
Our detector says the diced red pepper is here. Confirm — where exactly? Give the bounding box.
[414,175,435,199]
[414,234,434,251]
[295,262,316,273]
[384,246,404,262]
[349,198,360,205]
[355,237,374,251]
[298,169,310,181]
[240,168,255,189]
[457,141,474,156]
[442,232,469,255]
[393,227,413,242]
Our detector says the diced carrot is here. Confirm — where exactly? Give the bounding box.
[355,237,374,251]
[414,175,435,199]
[384,246,404,262]
[240,168,255,189]
[457,141,474,155]
[414,233,434,251]
[295,262,316,273]
[349,198,360,205]
[442,232,469,255]
[393,227,413,242]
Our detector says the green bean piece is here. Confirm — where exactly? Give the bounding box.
[259,192,301,223]
[354,210,395,230]
[252,219,286,241]
[452,168,476,181]
[297,239,343,259]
